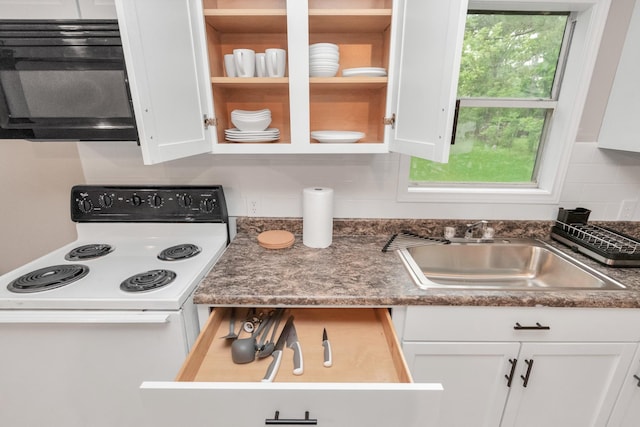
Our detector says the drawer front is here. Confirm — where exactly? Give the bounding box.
[140,382,442,427]
[140,308,443,426]
[402,306,640,342]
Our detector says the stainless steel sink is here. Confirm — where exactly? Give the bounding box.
[398,238,625,290]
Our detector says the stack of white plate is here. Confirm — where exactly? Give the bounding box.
[342,67,387,77]
[309,43,339,77]
[310,130,365,143]
[230,109,272,131]
[225,128,280,143]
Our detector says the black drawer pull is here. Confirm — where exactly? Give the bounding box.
[514,322,550,330]
[520,359,534,387]
[504,358,518,387]
[634,374,640,387]
[266,411,317,425]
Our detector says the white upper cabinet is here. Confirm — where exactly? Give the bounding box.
[387,0,467,162]
[115,0,216,165]
[0,0,116,19]
[77,0,117,19]
[598,0,640,153]
[118,0,466,164]
[0,0,80,19]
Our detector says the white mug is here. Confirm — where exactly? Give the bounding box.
[223,53,236,77]
[265,48,286,77]
[255,53,267,77]
[233,49,256,78]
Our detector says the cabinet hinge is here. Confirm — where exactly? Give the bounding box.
[383,114,396,128]
[203,115,217,129]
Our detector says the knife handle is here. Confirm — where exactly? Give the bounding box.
[322,339,332,367]
[291,341,303,375]
[262,349,283,382]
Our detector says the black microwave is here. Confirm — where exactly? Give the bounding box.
[0,20,138,141]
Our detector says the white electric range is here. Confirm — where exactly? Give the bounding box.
[0,185,229,427]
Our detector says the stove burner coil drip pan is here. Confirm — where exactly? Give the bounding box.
[120,269,177,292]
[157,244,201,261]
[7,264,89,293]
[65,244,114,261]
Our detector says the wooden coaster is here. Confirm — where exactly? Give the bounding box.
[257,230,295,249]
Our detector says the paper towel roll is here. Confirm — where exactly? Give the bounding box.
[303,187,333,248]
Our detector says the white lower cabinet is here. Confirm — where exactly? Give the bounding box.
[607,344,640,427]
[140,308,442,427]
[399,306,640,427]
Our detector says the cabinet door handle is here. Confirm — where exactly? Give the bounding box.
[633,374,640,387]
[520,359,534,387]
[504,358,518,387]
[265,411,317,425]
[514,322,550,330]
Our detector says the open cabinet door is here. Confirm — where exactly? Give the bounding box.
[387,0,468,162]
[140,382,442,427]
[115,0,215,165]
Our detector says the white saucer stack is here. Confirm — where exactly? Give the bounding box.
[226,109,280,142]
[309,43,339,77]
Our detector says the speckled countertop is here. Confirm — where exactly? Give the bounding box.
[194,218,640,308]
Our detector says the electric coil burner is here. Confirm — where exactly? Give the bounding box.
[120,269,177,292]
[7,264,90,293]
[65,244,114,261]
[158,244,201,261]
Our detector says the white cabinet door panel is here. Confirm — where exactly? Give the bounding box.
[502,342,636,427]
[387,0,468,162]
[607,344,640,427]
[77,0,116,19]
[140,382,442,427]
[115,0,215,165]
[403,341,519,427]
[0,0,79,18]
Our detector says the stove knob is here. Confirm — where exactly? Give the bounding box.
[131,195,143,206]
[200,198,216,213]
[149,194,164,208]
[178,194,192,208]
[78,198,94,213]
[98,193,113,208]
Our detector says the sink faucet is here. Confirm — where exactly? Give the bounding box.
[465,220,489,239]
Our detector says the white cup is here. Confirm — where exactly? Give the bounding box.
[265,48,286,77]
[255,53,267,77]
[223,54,237,77]
[233,49,256,78]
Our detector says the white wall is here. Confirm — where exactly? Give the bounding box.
[0,140,84,273]
[77,138,640,222]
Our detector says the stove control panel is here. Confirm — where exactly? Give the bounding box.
[71,185,228,223]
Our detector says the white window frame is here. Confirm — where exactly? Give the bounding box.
[397,0,611,205]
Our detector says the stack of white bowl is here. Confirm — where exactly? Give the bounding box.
[230,109,271,131]
[226,109,279,142]
[309,43,339,77]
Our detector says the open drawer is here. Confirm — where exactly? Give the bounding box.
[140,308,442,426]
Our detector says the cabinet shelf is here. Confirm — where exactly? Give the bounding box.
[204,10,287,33]
[204,8,392,34]
[211,77,288,88]
[310,76,388,89]
[309,9,392,33]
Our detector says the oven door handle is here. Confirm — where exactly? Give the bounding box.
[0,312,171,324]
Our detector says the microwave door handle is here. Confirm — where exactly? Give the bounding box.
[0,312,171,324]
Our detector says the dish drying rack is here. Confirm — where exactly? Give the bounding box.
[550,209,640,266]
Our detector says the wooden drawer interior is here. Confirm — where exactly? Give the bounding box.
[177,308,411,383]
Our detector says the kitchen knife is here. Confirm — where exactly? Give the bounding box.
[322,328,332,367]
[261,315,294,382]
[287,322,303,375]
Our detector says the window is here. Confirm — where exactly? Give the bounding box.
[398,0,608,205]
[412,12,569,185]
